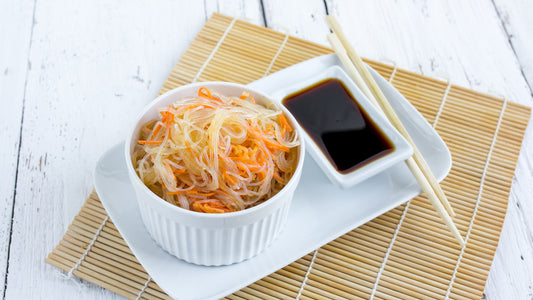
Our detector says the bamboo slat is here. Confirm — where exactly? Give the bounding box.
[46,13,530,299]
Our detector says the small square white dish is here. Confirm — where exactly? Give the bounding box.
[94,54,452,300]
[270,65,413,189]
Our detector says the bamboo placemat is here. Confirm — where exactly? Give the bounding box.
[46,13,531,299]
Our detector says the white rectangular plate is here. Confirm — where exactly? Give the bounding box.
[94,54,451,300]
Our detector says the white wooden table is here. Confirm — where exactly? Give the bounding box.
[1,1,532,299]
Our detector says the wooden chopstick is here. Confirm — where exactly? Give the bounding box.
[326,17,464,247]
[326,16,455,218]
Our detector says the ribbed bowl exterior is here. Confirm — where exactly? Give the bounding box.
[134,189,293,266]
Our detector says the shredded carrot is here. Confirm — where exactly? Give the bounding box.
[138,140,163,145]
[247,164,263,172]
[165,106,175,136]
[225,172,237,184]
[198,87,221,102]
[198,87,211,98]
[160,105,173,123]
[183,104,206,112]
[230,156,255,164]
[167,189,214,196]
[191,191,215,197]
[248,126,290,151]
[278,113,292,133]
[239,92,255,103]
[250,128,290,152]
[235,163,251,176]
[266,123,275,134]
[151,123,162,139]
[257,169,267,180]
[192,200,232,213]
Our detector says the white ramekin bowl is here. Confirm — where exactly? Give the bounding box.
[124,82,305,266]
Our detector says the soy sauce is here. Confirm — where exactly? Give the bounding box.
[282,78,394,174]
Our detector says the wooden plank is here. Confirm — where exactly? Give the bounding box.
[492,0,533,92]
[262,0,330,46]
[0,0,37,297]
[485,2,533,299]
[204,0,265,27]
[3,1,211,299]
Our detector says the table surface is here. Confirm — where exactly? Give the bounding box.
[2,0,532,299]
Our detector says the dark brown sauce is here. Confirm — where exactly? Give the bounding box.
[282,78,394,174]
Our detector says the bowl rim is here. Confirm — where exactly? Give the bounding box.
[124,81,305,219]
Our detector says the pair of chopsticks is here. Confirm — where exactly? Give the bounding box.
[326,16,465,247]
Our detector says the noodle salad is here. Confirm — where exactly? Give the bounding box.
[133,87,300,213]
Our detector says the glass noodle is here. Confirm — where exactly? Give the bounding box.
[133,87,300,213]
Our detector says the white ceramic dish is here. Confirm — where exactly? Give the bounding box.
[124,82,305,266]
[94,54,452,300]
[271,65,413,189]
